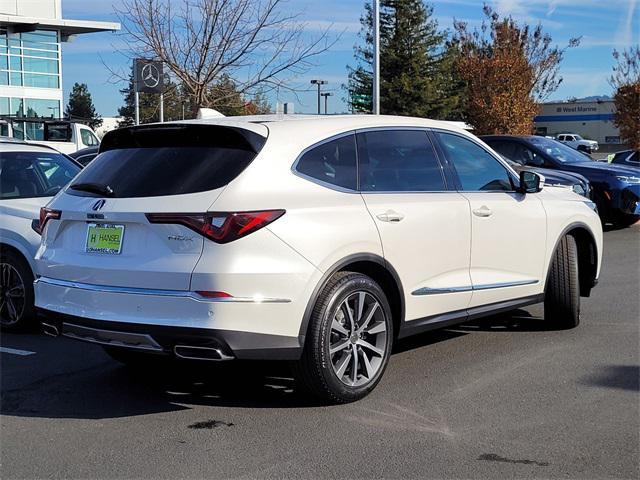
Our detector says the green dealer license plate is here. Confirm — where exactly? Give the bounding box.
[85,224,125,254]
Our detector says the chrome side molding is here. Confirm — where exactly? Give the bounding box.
[412,279,538,296]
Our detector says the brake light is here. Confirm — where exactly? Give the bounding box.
[35,208,61,235]
[146,210,285,244]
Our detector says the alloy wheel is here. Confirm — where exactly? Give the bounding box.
[0,263,26,326]
[329,291,388,387]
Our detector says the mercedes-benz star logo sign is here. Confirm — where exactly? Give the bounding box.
[141,63,160,88]
[92,199,106,211]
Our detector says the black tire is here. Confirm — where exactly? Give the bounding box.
[0,249,36,332]
[544,235,580,329]
[294,272,393,403]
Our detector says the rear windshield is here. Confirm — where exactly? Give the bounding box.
[1,151,80,200]
[67,124,266,198]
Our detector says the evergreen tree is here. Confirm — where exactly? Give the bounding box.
[65,83,102,129]
[346,0,462,119]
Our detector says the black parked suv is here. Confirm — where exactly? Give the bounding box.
[482,135,640,227]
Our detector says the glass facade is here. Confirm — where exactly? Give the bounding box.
[0,29,60,90]
[0,28,61,138]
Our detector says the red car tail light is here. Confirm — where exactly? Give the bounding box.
[146,210,285,244]
[195,291,233,299]
[35,207,62,235]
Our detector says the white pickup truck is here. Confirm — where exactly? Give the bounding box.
[0,118,100,155]
[555,133,599,154]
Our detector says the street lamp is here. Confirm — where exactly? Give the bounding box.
[310,79,328,115]
[320,92,333,115]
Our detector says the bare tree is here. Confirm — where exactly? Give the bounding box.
[116,0,336,111]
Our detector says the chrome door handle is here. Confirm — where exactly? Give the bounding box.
[472,206,492,217]
[376,210,405,222]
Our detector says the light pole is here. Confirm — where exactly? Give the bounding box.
[310,79,328,115]
[321,92,333,115]
[372,0,380,114]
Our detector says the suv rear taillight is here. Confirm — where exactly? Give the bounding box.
[35,207,61,235]
[146,210,285,244]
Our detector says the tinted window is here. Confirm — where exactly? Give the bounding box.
[513,143,544,167]
[357,130,445,192]
[612,151,639,165]
[0,151,80,199]
[68,125,265,198]
[485,140,517,162]
[436,132,513,191]
[296,134,357,190]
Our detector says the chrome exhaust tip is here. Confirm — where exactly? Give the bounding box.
[174,345,234,361]
[42,322,59,337]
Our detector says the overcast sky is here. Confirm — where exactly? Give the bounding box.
[61,0,639,117]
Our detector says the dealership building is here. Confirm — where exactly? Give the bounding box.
[0,0,118,138]
[533,98,620,146]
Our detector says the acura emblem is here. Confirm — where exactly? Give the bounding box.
[92,199,106,211]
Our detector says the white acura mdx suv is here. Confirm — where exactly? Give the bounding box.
[34,115,603,402]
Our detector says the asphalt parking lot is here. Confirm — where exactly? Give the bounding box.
[1,225,639,479]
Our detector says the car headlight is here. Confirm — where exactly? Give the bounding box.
[572,184,587,197]
[616,175,640,184]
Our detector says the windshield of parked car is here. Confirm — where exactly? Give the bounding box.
[0,151,81,199]
[528,137,592,163]
[573,134,583,140]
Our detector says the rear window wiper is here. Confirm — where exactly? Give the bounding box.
[69,182,115,197]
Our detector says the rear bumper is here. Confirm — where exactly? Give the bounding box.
[34,276,311,360]
[39,310,303,360]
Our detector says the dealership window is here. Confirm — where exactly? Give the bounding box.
[0,28,60,90]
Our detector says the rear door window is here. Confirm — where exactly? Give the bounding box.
[356,129,446,192]
[295,134,357,190]
[67,125,266,198]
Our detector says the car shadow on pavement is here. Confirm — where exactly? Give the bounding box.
[0,357,326,419]
[1,309,561,419]
[578,365,640,392]
[452,309,558,332]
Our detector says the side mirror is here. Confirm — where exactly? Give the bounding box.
[518,171,542,194]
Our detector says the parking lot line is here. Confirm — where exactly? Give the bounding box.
[0,346,36,356]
